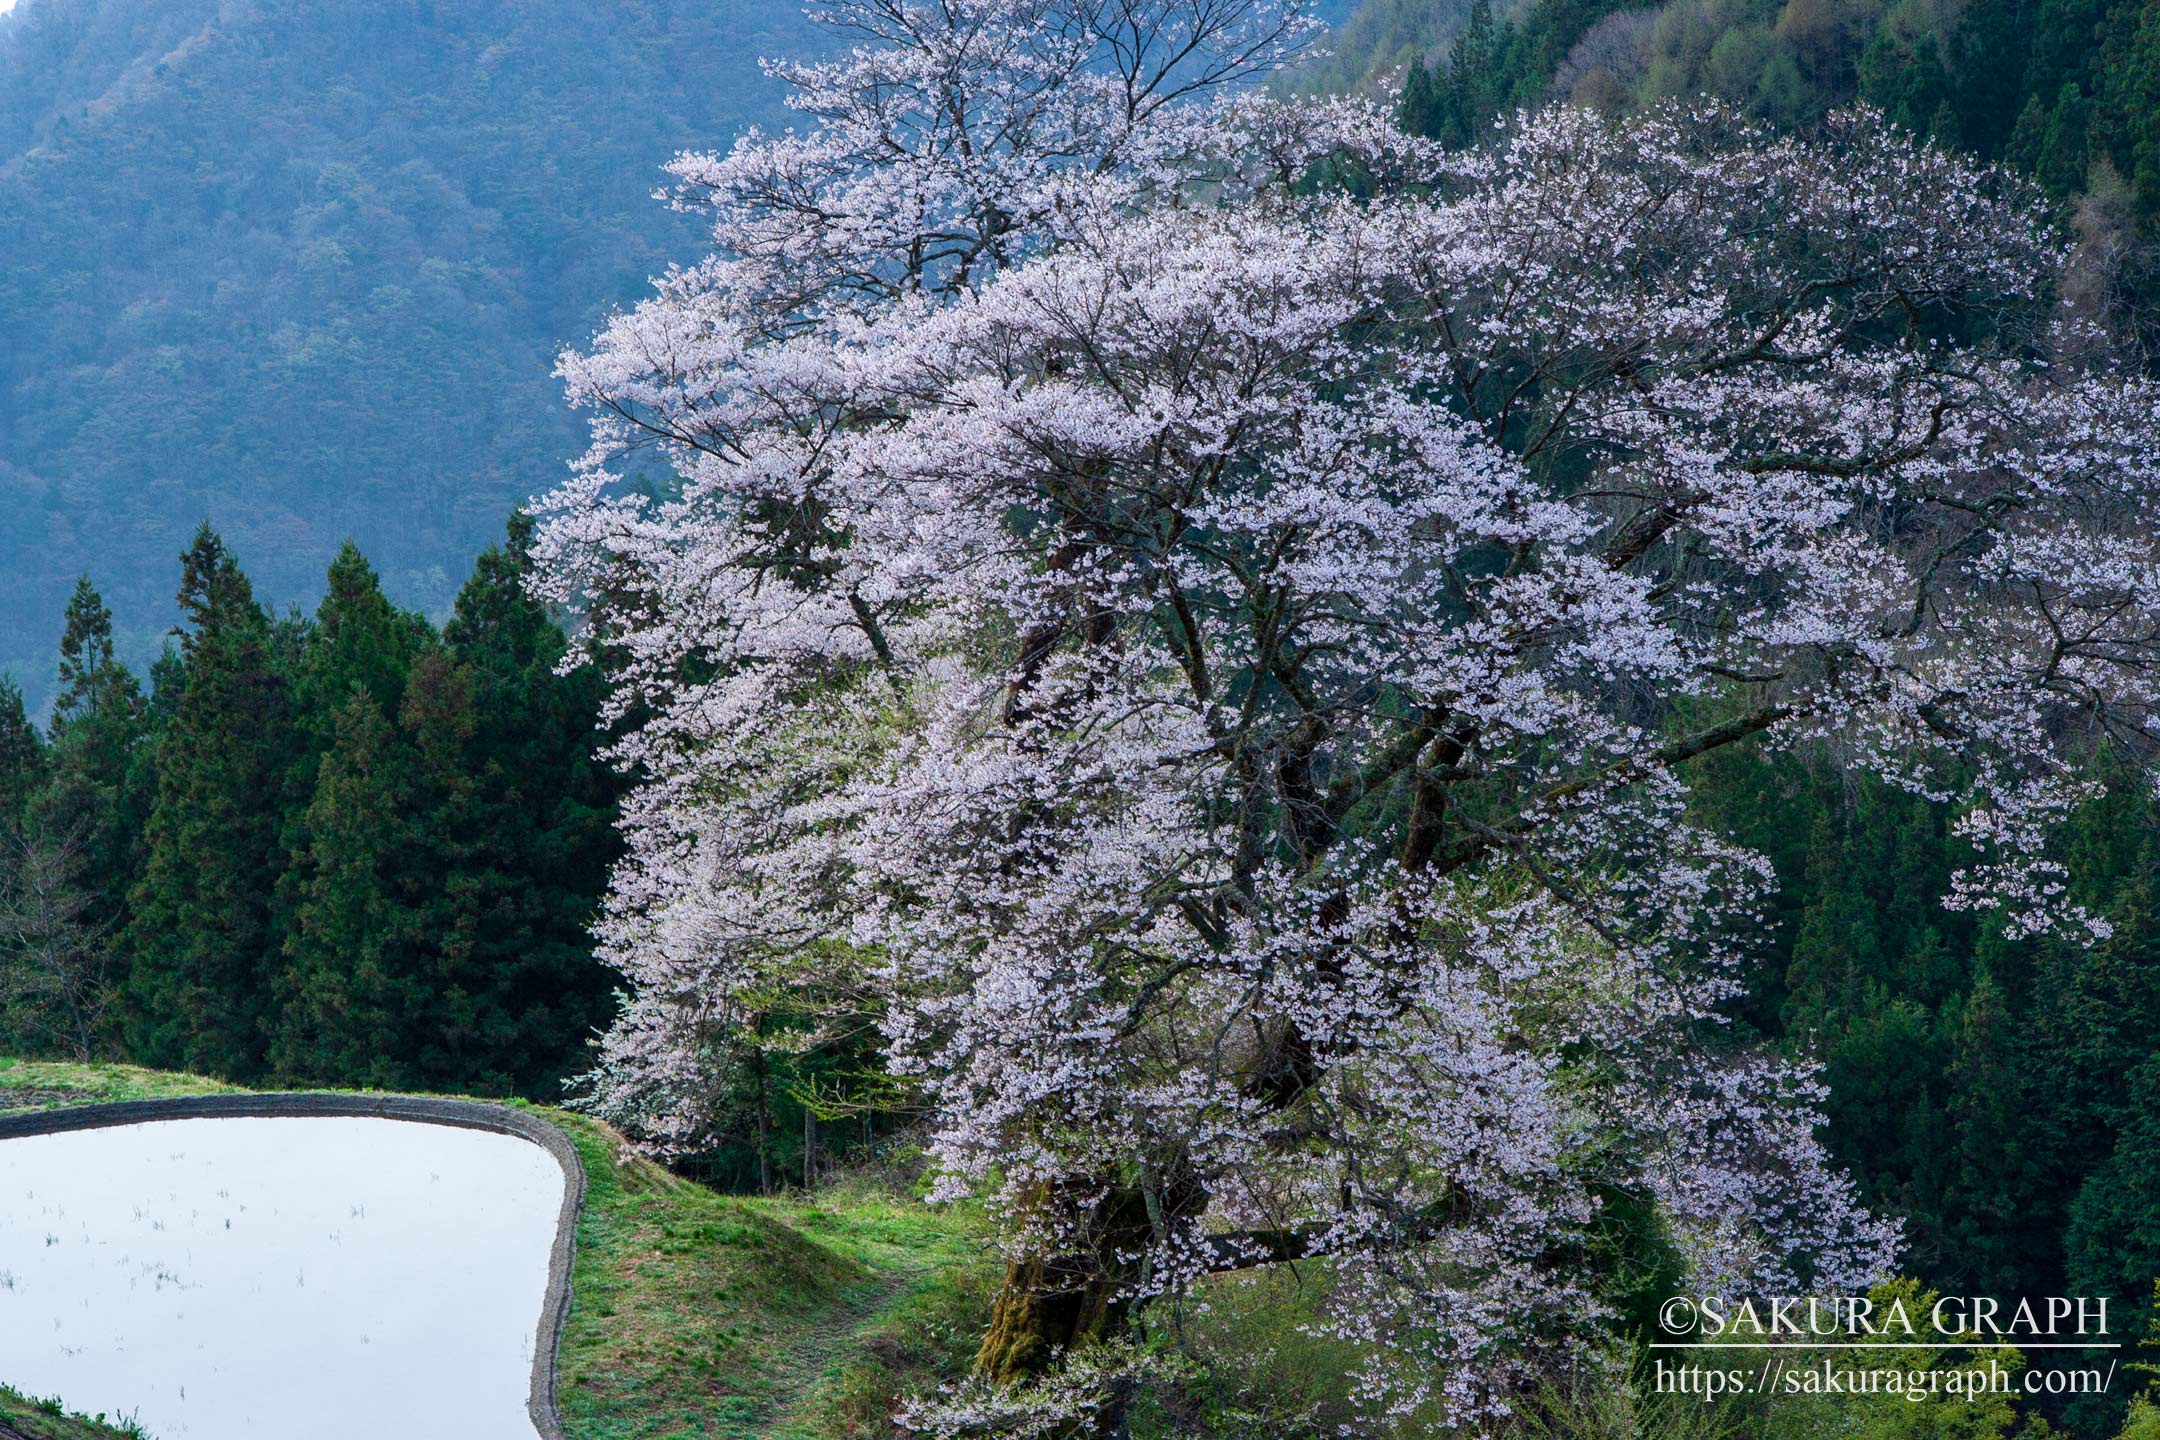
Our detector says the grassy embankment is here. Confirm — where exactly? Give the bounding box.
[0,1059,997,1440]
[0,1386,150,1440]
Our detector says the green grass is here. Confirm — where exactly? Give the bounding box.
[550,1130,993,1439]
[0,1059,242,1107]
[0,1059,997,1440]
[0,1385,148,1440]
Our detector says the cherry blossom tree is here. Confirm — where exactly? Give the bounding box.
[535,0,2160,1425]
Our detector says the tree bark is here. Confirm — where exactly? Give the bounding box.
[975,1182,1157,1380]
[974,1251,1131,1383]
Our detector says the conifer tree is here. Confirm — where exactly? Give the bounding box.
[297,542,425,731]
[437,512,619,1095]
[125,526,297,1079]
[1785,805,1879,1020]
[1860,31,1953,137]
[2068,1054,2160,1360]
[2025,0,2107,106]
[269,542,430,1036]
[142,646,186,730]
[1951,0,2034,156]
[0,678,43,836]
[2127,8,2160,215]
[394,649,485,1083]
[1445,0,1499,147]
[54,577,128,726]
[30,578,149,942]
[2008,94,2051,172]
[1938,966,2034,1294]
[272,687,417,1087]
[2039,81,2094,194]
[270,518,618,1097]
[1398,60,1445,140]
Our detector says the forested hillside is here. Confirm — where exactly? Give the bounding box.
[1677,744,2160,1432]
[0,0,810,714]
[1315,0,2160,352]
[1392,0,2158,188]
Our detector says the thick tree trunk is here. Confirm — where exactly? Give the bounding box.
[973,1185,1165,1438]
[975,1252,1131,1383]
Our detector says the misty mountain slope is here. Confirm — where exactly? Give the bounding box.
[0,0,810,707]
[0,0,227,162]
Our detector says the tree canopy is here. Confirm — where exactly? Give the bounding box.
[534,0,2160,1427]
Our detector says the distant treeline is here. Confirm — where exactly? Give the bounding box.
[0,513,620,1098]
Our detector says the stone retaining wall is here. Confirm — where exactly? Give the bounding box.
[0,1092,587,1440]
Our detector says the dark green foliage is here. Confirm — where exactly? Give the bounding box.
[1938,968,2034,1292]
[1423,0,1500,147]
[2126,7,2160,218]
[1687,743,2160,1432]
[0,0,817,716]
[2009,95,2053,173]
[0,679,44,834]
[1952,0,2037,155]
[1858,31,1952,139]
[54,576,131,726]
[0,519,624,1090]
[273,685,414,1087]
[28,579,151,958]
[123,527,298,1079]
[2037,80,2094,195]
[1395,0,1643,143]
[2026,0,2109,106]
[272,520,620,1098]
[300,542,428,728]
[2067,1054,2160,1349]
[431,512,620,1095]
[69,513,622,1096]
[274,541,431,953]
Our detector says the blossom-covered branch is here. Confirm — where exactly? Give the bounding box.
[535,3,2160,1424]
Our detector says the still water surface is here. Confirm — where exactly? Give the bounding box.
[0,1115,563,1439]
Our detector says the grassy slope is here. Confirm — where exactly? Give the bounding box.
[0,1386,147,1440]
[0,1059,994,1440]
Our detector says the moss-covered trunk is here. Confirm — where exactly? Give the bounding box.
[974,1251,1132,1382]
[973,1184,1168,1438]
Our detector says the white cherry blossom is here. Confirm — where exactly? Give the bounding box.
[534,13,2160,1426]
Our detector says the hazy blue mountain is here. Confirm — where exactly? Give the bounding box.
[0,0,811,711]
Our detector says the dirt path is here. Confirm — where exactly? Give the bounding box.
[759,1261,932,1437]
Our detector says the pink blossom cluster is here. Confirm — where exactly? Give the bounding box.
[531,0,2160,1423]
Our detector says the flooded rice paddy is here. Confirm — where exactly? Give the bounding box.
[0,1115,565,1439]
